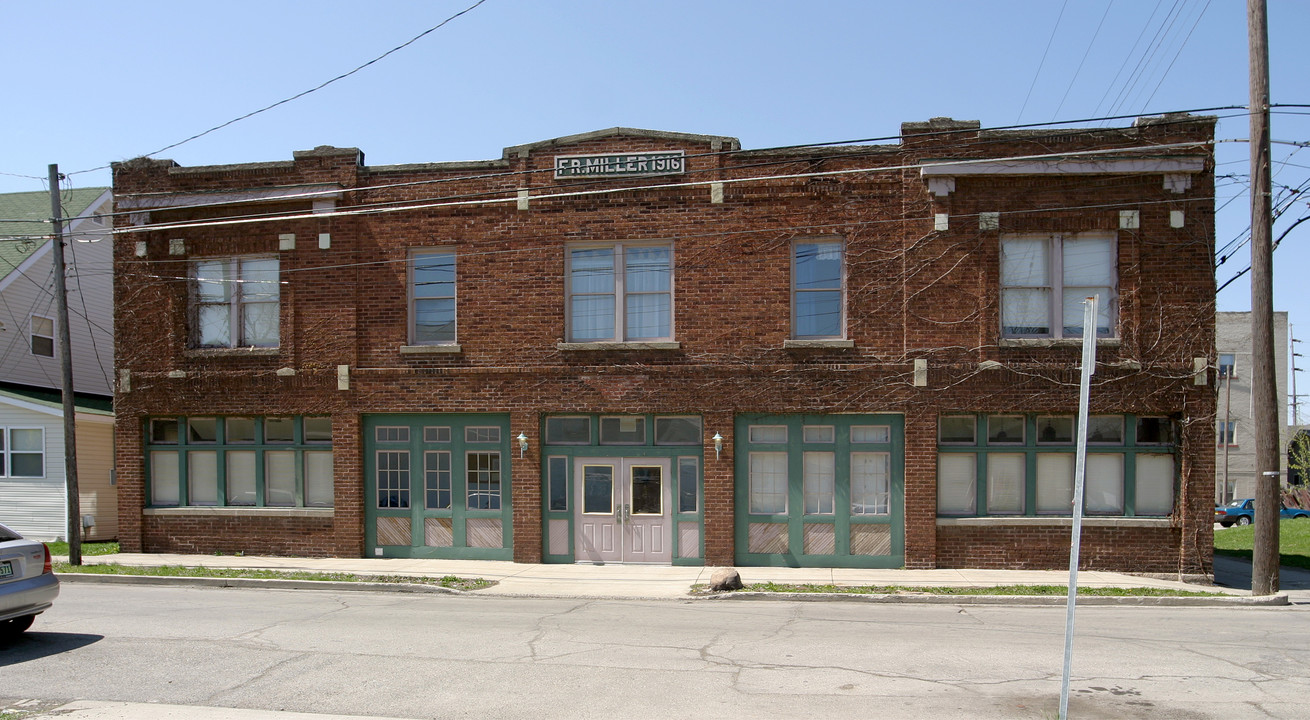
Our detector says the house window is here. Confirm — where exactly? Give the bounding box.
[793,239,844,339]
[1,428,45,478]
[192,256,279,348]
[936,413,1175,517]
[1217,353,1236,378]
[146,416,332,508]
[1217,421,1237,446]
[410,251,456,344]
[566,244,672,341]
[1001,233,1115,338]
[29,316,54,357]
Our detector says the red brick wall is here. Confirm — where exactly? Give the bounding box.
[111,119,1217,572]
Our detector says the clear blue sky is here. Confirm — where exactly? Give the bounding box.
[3,1,1307,404]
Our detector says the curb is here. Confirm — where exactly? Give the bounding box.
[57,573,466,595]
[693,590,1290,606]
[56,572,1288,605]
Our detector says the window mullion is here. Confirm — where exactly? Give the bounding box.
[614,245,625,340]
[1050,234,1064,338]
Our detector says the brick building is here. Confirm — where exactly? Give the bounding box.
[110,115,1218,574]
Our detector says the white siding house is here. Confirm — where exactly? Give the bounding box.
[0,389,116,540]
[0,188,115,540]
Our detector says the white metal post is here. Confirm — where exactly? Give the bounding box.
[1060,295,1097,720]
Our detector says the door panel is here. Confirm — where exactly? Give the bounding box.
[574,458,672,564]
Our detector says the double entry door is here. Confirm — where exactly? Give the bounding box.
[574,457,672,564]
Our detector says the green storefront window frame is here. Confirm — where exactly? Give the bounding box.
[540,412,705,565]
[734,413,905,569]
[143,415,332,509]
[934,413,1179,518]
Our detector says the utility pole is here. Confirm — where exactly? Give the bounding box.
[48,164,81,566]
[1248,0,1279,596]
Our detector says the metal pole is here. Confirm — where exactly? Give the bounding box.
[1248,0,1279,596]
[1059,295,1098,720]
[1223,369,1232,503]
[48,164,81,566]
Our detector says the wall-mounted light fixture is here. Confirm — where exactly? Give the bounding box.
[517,433,528,458]
[712,433,723,460]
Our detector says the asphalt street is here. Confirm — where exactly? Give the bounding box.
[3,583,1307,719]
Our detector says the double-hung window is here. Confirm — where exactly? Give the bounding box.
[29,316,54,357]
[1001,233,1116,338]
[192,256,280,348]
[1,428,45,478]
[793,239,844,339]
[566,244,672,342]
[410,250,456,344]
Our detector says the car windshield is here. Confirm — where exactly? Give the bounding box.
[0,525,20,542]
[1226,500,1246,507]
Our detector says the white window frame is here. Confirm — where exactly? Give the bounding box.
[1000,232,1117,339]
[409,249,457,345]
[2,427,46,478]
[29,315,54,358]
[565,243,674,342]
[1217,353,1236,379]
[791,238,846,339]
[191,256,280,348]
[1217,420,1237,446]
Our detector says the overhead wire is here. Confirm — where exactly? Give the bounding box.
[1016,0,1070,123]
[65,0,490,178]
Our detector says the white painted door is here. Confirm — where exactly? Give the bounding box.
[574,457,672,564]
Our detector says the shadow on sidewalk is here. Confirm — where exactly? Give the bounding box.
[1213,553,1310,591]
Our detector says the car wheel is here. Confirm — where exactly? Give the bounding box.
[1237,516,1252,526]
[0,614,36,639]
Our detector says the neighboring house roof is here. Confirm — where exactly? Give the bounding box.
[0,384,114,421]
[0,187,110,283]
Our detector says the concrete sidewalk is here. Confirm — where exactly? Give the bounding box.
[53,552,1286,604]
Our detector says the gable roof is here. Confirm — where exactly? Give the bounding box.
[0,187,110,282]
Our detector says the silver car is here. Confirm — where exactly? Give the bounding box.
[0,522,59,638]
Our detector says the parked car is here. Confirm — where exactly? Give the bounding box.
[0,522,59,639]
[1215,498,1310,527]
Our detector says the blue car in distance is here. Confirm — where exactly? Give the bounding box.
[1215,498,1310,527]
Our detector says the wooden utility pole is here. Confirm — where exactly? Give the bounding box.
[1248,0,1279,595]
[48,164,82,566]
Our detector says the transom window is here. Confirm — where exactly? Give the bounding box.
[566,243,672,342]
[410,250,456,344]
[1001,233,1116,338]
[192,256,280,348]
[792,239,844,339]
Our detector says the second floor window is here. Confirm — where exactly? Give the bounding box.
[29,315,54,357]
[566,244,672,342]
[1218,353,1236,378]
[793,240,844,339]
[192,256,279,348]
[1001,233,1116,338]
[410,251,456,344]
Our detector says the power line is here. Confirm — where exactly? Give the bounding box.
[65,0,489,178]
[1017,0,1070,123]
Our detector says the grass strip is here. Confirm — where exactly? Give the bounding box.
[698,582,1223,597]
[44,541,119,557]
[1213,519,1310,571]
[53,562,493,591]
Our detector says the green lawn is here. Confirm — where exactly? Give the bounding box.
[1214,519,1310,570]
[51,562,493,591]
[44,541,119,556]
